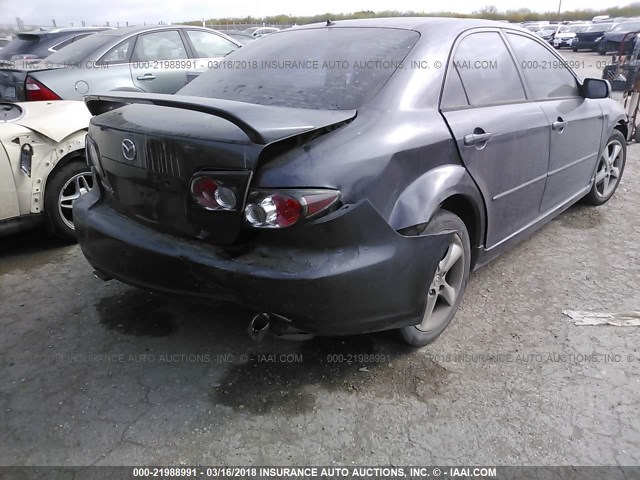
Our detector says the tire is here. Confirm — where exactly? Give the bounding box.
[582,131,626,206]
[399,210,471,347]
[572,48,578,52]
[44,157,94,241]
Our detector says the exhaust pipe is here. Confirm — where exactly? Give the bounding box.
[248,313,271,342]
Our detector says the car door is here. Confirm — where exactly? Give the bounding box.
[129,30,190,94]
[440,30,551,249]
[505,32,604,212]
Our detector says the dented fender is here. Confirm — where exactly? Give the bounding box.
[0,101,90,217]
[14,101,91,143]
[388,164,486,236]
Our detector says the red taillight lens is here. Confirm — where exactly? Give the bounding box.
[25,77,61,101]
[273,194,302,228]
[190,176,238,211]
[244,189,340,229]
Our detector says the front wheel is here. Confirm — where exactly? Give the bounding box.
[582,131,626,206]
[399,210,471,347]
[44,158,94,241]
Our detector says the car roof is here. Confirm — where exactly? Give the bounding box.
[97,24,212,37]
[299,17,516,32]
[19,27,112,37]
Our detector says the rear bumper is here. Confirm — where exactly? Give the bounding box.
[74,190,450,335]
[553,38,573,47]
[574,40,598,50]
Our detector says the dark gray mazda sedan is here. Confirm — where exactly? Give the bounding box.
[75,18,627,346]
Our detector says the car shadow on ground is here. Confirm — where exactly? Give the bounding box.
[92,286,452,416]
[0,225,75,274]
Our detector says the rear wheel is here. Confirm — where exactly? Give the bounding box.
[44,158,94,241]
[583,131,626,206]
[399,210,471,347]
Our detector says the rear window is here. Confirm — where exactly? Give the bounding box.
[179,27,419,110]
[1,34,41,56]
[613,22,640,31]
[583,24,613,32]
[45,33,113,64]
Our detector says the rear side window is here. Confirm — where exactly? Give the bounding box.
[452,32,526,107]
[506,33,579,100]
[179,27,419,110]
[132,30,188,61]
[186,30,238,57]
[98,38,134,65]
[441,65,469,109]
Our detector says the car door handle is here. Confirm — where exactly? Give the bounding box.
[463,132,493,146]
[552,118,567,131]
[136,74,157,80]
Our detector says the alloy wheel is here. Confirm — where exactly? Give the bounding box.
[595,138,624,199]
[58,172,93,230]
[417,234,466,332]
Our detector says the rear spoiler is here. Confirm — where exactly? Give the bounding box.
[84,92,356,145]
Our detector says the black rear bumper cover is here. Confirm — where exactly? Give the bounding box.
[74,190,451,335]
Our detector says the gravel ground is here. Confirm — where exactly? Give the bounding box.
[0,51,638,467]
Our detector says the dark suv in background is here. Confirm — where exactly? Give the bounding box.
[0,27,112,62]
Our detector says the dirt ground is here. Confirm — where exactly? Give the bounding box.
[0,51,638,466]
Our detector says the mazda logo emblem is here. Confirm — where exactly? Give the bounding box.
[122,138,136,161]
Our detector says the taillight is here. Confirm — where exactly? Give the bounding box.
[190,176,238,211]
[244,189,340,229]
[25,77,61,101]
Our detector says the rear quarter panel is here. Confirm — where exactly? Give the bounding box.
[253,108,483,233]
[32,64,141,100]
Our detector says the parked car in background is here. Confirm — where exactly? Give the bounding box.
[243,26,280,37]
[597,20,640,55]
[0,101,92,239]
[75,18,626,347]
[218,30,257,45]
[573,23,615,51]
[0,27,112,62]
[535,26,557,43]
[0,36,12,50]
[552,24,590,49]
[521,21,549,32]
[0,25,242,102]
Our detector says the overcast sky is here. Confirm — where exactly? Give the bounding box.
[0,0,628,27]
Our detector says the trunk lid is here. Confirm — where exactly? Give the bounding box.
[87,93,356,244]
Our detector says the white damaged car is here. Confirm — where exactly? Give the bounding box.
[0,101,92,240]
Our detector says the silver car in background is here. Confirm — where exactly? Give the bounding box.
[0,25,242,102]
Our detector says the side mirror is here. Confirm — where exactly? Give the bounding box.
[583,78,610,99]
